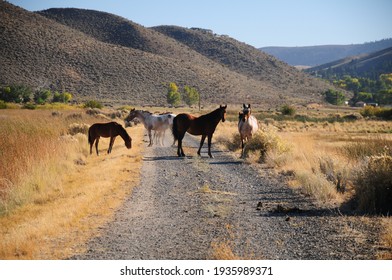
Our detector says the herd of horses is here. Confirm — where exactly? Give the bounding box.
[88,104,259,158]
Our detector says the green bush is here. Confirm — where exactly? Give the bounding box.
[354,155,392,214]
[33,89,51,105]
[324,89,345,105]
[0,100,7,109]
[53,92,72,103]
[360,106,392,120]
[0,85,32,103]
[83,100,103,109]
[22,103,37,110]
[280,104,296,116]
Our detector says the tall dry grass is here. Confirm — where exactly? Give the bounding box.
[0,111,68,214]
[0,108,144,259]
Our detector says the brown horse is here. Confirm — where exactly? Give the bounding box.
[172,105,227,158]
[88,122,132,155]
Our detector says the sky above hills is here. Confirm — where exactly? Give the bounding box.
[7,0,392,48]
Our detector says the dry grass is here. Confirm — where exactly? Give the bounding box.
[214,107,392,258]
[378,218,392,259]
[0,108,145,259]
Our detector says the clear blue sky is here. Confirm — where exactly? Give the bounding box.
[7,0,392,48]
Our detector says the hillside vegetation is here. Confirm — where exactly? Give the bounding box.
[0,2,332,108]
[261,39,392,67]
[306,47,392,80]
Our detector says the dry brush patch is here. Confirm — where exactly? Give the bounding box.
[0,109,145,259]
[215,109,392,258]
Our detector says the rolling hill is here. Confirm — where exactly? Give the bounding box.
[261,39,392,67]
[305,47,392,80]
[0,2,333,108]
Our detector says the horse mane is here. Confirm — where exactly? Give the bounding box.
[200,105,226,119]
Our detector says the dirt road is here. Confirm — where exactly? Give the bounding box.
[71,134,380,260]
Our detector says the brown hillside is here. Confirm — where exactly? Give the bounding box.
[151,25,331,95]
[1,2,331,107]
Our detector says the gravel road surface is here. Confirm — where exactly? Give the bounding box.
[71,134,380,259]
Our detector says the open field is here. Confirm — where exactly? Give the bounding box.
[0,108,145,259]
[0,104,391,259]
[214,105,392,259]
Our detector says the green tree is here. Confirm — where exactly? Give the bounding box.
[167,82,181,106]
[0,85,32,103]
[324,89,345,105]
[353,91,373,103]
[33,89,51,105]
[183,86,200,107]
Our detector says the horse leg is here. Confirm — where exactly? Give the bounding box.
[95,137,100,155]
[207,134,214,158]
[148,129,153,147]
[241,137,245,158]
[177,132,186,157]
[108,136,116,154]
[197,135,207,156]
[90,139,94,155]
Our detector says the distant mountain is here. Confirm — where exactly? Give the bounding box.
[0,2,333,107]
[260,39,392,67]
[305,47,392,80]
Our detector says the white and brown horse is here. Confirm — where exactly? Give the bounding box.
[124,109,176,146]
[238,104,258,158]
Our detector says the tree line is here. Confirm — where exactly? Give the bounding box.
[167,82,200,108]
[0,85,72,105]
[323,73,392,106]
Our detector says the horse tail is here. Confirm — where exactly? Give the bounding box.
[88,126,93,145]
[172,116,179,141]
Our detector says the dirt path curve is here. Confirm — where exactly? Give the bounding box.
[71,135,380,260]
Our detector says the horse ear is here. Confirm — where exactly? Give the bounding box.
[131,108,135,111]
[243,103,246,108]
[248,104,251,108]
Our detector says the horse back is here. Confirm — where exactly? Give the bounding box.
[89,122,119,139]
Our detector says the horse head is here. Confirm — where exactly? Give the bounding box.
[220,105,227,122]
[125,108,137,122]
[242,104,251,120]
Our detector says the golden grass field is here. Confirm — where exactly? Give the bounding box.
[0,104,391,259]
[0,108,145,259]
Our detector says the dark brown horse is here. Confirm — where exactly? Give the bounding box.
[172,105,227,158]
[88,122,132,155]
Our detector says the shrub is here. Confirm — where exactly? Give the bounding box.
[280,104,296,116]
[0,100,7,109]
[354,155,392,214]
[360,106,392,120]
[83,100,103,109]
[341,137,392,160]
[243,128,290,163]
[68,123,89,135]
[33,89,51,105]
[295,170,338,202]
[22,103,37,110]
[53,92,72,103]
